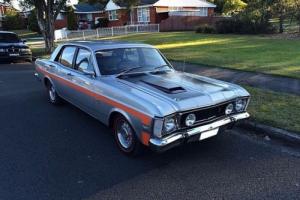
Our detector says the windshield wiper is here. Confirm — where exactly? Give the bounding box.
[116,66,143,77]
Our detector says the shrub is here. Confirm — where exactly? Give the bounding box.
[3,11,25,30]
[215,17,276,34]
[195,26,204,33]
[215,18,237,34]
[195,24,216,34]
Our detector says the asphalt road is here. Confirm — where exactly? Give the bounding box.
[0,63,299,200]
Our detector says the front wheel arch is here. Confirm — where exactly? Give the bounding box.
[111,113,144,155]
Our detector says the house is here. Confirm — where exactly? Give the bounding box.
[54,0,217,30]
[55,3,105,30]
[104,0,216,27]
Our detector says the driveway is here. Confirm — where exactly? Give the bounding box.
[0,63,299,200]
[172,61,300,96]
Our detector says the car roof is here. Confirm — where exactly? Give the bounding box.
[64,40,154,51]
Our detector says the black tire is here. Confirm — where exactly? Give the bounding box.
[113,115,143,156]
[46,82,63,105]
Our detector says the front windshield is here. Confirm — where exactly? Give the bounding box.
[95,47,172,75]
[0,33,21,43]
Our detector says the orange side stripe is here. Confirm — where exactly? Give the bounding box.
[37,66,152,125]
[141,132,150,146]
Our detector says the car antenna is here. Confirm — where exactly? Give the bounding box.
[183,57,186,73]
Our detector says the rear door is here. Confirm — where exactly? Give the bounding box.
[54,46,77,101]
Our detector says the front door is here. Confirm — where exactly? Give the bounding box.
[70,48,98,115]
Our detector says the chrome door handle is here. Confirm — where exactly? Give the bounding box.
[46,64,55,68]
[67,73,73,76]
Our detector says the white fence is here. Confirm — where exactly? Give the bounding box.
[55,24,160,42]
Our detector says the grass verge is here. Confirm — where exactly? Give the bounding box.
[246,86,300,133]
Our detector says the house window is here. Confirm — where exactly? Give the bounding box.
[198,8,208,16]
[108,10,118,21]
[87,13,93,21]
[137,7,150,23]
[56,13,64,20]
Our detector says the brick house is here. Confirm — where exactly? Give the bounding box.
[54,0,216,30]
[55,3,105,30]
[104,0,216,27]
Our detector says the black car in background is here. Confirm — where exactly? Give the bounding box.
[0,31,32,63]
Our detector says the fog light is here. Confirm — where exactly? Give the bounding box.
[185,113,196,126]
[225,103,234,115]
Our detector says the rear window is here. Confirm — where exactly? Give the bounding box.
[59,47,77,68]
[0,33,20,43]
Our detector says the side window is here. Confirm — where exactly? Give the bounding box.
[59,46,76,68]
[75,48,93,72]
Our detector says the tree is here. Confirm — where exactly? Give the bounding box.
[292,0,300,32]
[272,0,293,33]
[241,0,274,25]
[3,9,25,30]
[67,7,78,30]
[17,0,68,53]
[208,0,246,15]
[223,0,247,16]
[115,0,139,24]
[28,10,40,33]
[207,0,225,14]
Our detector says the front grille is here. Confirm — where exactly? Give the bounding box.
[7,47,20,53]
[179,102,232,127]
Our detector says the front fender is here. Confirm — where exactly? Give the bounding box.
[108,107,152,145]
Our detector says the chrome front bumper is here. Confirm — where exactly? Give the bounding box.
[149,112,250,152]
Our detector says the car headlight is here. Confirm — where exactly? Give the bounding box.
[225,103,234,115]
[163,116,176,133]
[0,48,5,52]
[235,99,247,112]
[20,48,31,52]
[185,113,196,127]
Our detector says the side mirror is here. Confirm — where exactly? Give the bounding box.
[83,69,95,77]
[22,39,27,43]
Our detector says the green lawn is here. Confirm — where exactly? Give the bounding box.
[12,29,41,39]
[246,86,300,133]
[107,32,300,79]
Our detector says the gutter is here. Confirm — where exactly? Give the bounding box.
[237,120,300,145]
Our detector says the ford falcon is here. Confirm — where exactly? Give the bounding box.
[34,41,250,155]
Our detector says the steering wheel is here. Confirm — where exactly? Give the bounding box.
[117,60,138,70]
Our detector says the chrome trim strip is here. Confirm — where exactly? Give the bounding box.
[149,112,250,147]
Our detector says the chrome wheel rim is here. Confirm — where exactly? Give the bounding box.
[116,120,133,149]
[49,86,56,101]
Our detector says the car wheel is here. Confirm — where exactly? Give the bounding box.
[113,115,143,156]
[47,82,62,105]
